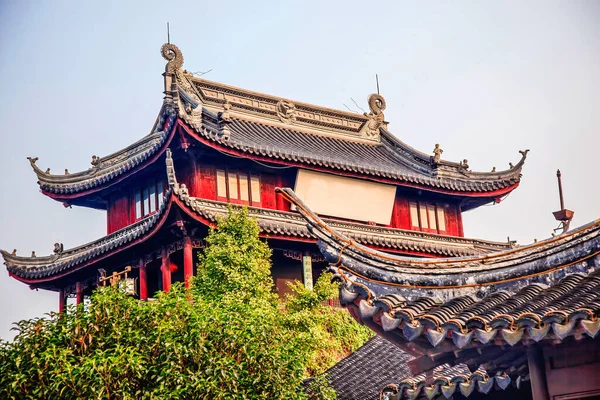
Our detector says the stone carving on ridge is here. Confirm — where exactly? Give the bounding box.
[432,144,443,165]
[362,94,386,140]
[276,100,297,124]
[161,43,184,73]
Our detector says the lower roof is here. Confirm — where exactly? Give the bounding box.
[280,187,600,350]
[323,335,525,400]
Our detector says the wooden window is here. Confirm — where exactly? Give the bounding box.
[409,201,447,234]
[216,170,227,198]
[134,180,165,220]
[251,176,261,203]
[409,202,419,228]
[216,169,261,206]
[436,207,446,231]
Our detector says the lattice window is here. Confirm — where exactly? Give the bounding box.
[409,201,447,234]
[134,181,165,220]
[216,169,261,205]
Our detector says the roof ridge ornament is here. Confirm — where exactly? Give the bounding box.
[361,93,386,140]
[161,43,184,73]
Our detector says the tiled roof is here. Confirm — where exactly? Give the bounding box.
[29,106,178,196]
[280,187,600,348]
[180,105,527,195]
[1,190,173,281]
[321,336,519,400]
[2,177,509,284]
[177,193,509,258]
[28,42,528,199]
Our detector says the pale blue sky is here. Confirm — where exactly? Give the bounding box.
[0,1,599,339]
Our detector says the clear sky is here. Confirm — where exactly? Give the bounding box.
[0,1,598,339]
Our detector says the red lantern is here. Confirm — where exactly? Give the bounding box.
[169,262,178,273]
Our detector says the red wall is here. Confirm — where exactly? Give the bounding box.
[389,193,464,237]
[106,155,466,239]
[107,193,130,234]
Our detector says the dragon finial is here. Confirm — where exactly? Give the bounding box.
[161,43,184,73]
[31,251,36,258]
[367,94,386,116]
[64,169,69,175]
[491,167,496,172]
[27,157,39,165]
[11,249,16,256]
[362,94,386,139]
[91,155,100,167]
[519,149,530,158]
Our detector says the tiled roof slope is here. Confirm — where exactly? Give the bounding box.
[28,43,527,198]
[176,193,509,257]
[30,107,177,195]
[280,187,600,348]
[323,336,414,400]
[1,190,173,281]
[2,161,511,284]
[322,336,519,400]
[183,112,527,194]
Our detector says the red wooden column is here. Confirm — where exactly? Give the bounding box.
[161,248,171,293]
[58,288,66,313]
[183,236,193,288]
[75,282,84,305]
[139,258,148,300]
[527,345,550,400]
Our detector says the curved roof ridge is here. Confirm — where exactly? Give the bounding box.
[277,187,600,287]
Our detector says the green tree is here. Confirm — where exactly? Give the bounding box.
[0,207,371,399]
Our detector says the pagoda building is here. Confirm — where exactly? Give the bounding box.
[1,43,528,310]
[283,189,600,399]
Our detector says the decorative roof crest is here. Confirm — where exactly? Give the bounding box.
[361,94,386,139]
[276,100,297,124]
[161,43,184,73]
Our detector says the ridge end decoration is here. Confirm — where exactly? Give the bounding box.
[161,43,184,73]
[361,93,386,140]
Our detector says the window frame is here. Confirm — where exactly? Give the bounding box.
[408,200,447,234]
[216,168,261,207]
[133,180,166,221]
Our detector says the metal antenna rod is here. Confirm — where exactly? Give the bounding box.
[376,74,380,95]
[167,22,170,44]
[557,169,565,210]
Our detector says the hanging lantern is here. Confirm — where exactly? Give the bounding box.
[170,262,178,273]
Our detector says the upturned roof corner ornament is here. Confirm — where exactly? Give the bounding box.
[432,144,443,165]
[362,94,386,140]
[276,100,297,124]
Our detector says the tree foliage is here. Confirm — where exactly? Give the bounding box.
[0,207,372,399]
